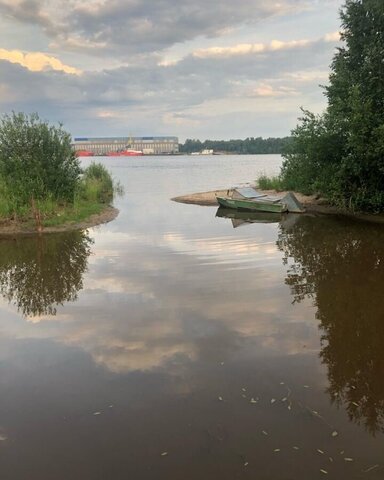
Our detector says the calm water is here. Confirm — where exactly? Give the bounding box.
[0,155,383,479]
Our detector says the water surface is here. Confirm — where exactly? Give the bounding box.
[0,155,383,479]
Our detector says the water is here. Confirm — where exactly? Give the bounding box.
[0,155,383,479]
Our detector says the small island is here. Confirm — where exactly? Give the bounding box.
[0,112,121,235]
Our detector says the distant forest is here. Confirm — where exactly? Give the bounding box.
[179,137,292,154]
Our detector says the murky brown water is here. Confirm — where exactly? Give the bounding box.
[0,155,383,479]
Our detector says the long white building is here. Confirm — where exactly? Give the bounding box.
[72,136,179,155]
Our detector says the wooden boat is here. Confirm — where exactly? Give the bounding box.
[216,187,305,214]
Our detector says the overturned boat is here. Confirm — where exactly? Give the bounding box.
[216,187,305,214]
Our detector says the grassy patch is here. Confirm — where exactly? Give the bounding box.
[0,161,122,231]
[256,174,285,191]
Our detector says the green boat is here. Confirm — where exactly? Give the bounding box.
[216,187,305,214]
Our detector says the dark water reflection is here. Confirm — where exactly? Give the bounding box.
[278,215,384,436]
[0,156,383,479]
[0,232,92,317]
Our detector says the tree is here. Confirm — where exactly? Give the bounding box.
[281,0,384,212]
[0,112,81,208]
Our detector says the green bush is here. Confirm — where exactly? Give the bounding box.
[78,162,116,204]
[0,112,81,209]
[256,174,284,191]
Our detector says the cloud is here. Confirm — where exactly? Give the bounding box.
[0,0,322,58]
[247,83,299,98]
[192,39,312,60]
[0,48,81,74]
[0,24,339,138]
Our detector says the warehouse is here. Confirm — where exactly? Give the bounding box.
[72,136,179,155]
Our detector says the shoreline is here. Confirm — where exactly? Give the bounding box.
[171,189,384,223]
[0,205,119,237]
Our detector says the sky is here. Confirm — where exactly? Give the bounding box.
[0,0,344,142]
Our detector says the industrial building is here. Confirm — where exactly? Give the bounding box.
[72,136,179,155]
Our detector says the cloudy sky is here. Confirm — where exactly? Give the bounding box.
[0,0,344,141]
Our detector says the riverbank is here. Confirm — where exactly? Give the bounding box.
[172,189,327,210]
[0,205,119,237]
[172,188,384,222]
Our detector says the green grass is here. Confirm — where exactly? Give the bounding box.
[256,174,285,191]
[0,162,121,230]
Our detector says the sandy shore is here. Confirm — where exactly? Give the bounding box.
[0,205,119,237]
[172,189,322,208]
[172,188,384,222]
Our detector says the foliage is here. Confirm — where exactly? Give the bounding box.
[180,136,292,154]
[256,174,284,191]
[79,162,114,203]
[0,113,121,229]
[0,112,81,208]
[281,0,384,212]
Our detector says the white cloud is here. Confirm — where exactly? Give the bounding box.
[0,48,81,74]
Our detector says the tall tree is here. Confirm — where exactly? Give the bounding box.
[282,0,384,212]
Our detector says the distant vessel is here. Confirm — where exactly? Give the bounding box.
[107,149,143,156]
[191,149,214,155]
[107,135,144,156]
[75,150,94,157]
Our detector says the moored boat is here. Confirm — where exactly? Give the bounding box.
[107,149,143,156]
[216,187,305,213]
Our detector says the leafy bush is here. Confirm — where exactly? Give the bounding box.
[256,174,284,191]
[0,112,81,209]
[78,162,118,204]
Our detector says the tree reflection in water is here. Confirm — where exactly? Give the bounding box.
[0,231,92,317]
[277,215,384,435]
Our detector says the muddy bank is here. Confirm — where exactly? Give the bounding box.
[172,189,325,210]
[171,189,384,222]
[0,205,119,237]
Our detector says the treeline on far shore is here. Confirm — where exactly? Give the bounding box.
[179,137,291,154]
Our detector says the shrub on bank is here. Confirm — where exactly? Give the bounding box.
[0,112,81,209]
[0,112,119,229]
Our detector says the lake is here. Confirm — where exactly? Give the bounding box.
[0,154,383,479]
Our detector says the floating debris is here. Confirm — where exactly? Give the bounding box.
[344,458,354,462]
[242,394,247,398]
[93,412,102,416]
[280,382,285,385]
[220,362,224,366]
[0,434,7,442]
[340,451,345,455]
[161,452,168,457]
[281,397,287,402]
[274,449,281,453]
[287,404,292,411]
[244,462,249,467]
[331,431,338,437]
[303,385,310,389]
[271,399,276,404]
[320,469,328,475]
[262,430,268,436]
[317,449,325,455]
[363,465,379,473]
[242,388,247,392]
[293,446,299,451]
[329,457,334,463]
[250,398,258,404]
[109,405,114,408]
[218,396,223,401]
[352,402,359,407]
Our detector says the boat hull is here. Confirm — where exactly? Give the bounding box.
[216,196,288,213]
